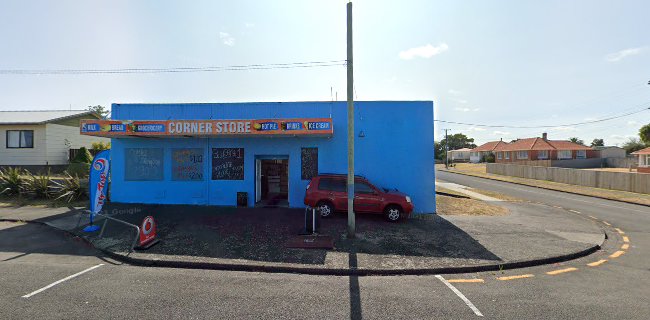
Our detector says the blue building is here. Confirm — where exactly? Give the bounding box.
[85,101,435,214]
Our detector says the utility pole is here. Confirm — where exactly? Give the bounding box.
[444,129,449,168]
[346,1,355,239]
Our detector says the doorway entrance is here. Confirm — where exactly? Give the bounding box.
[255,157,289,207]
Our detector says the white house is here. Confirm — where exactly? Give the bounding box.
[448,148,472,162]
[0,110,109,172]
[594,146,626,158]
[631,147,650,174]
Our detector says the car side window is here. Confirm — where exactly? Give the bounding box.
[318,178,347,192]
[355,182,375,194]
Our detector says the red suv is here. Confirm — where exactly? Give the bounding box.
[304,174,413,222]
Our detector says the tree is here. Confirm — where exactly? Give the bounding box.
[434,141,444,160]
[590,138,604,147]
[639,123,650,146]
[441,133,477,151]
[88,105,109,119]
[622,137,645,154]
[569,137,585,146]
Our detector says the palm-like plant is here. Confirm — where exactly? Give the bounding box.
[52,172,85,203]
[24,170,53,199]
[0,167,26,196]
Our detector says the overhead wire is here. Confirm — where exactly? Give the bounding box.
[0,60,347,75]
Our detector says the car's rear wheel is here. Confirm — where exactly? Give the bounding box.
[317,201,334,218]
[384,205,402,222]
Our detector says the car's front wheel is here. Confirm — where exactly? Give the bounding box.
[384,205,402,222]
[317,201,334,218]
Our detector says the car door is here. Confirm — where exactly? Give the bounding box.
[318,178,348,211]
[353,181,382,213]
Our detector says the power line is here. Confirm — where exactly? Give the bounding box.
[0,60,346,75]
[435,105,650,129]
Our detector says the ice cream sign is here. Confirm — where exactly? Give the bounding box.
[80,118,333,137]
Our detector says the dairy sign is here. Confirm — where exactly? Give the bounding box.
[80,118,333,137]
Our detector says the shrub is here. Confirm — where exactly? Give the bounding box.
[91,141,111,151]
[485,153,496,163]
[0,167,26,196]
[53,172,87,203]
[67,162,91,178]
[72,147,93,164]
[24,170,53,199]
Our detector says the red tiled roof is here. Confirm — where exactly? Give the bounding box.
[471,141,506,152]
[494,138,593,151]
[632,147,650,155]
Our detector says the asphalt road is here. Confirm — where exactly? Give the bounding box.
[1,172,648,319]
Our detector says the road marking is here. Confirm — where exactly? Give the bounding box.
[436,275,484,317]
[609,251,625,258]
[623,236,629,243]
[602,221,611,226]
[588,215,598,220]
[587,260,607,267]
[621,244,629,250]
[447,278,485,283]
[553,205,563,209]
[496,274,534,281]
[615,228,625,234]
[22,264,104,298]
[569,209,580,213]
[546,267,578,275]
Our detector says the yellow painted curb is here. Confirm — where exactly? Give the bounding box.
[497,274,534,281]
[546,267,578,275]
[587,260,607,267]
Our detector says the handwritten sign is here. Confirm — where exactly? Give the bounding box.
[301,148,318,180]
[172,148,204,181]
[125,148,164,181]
[212,148,244,180]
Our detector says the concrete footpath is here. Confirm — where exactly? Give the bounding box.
[0,201,606,275]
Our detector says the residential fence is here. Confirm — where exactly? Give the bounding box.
[605,157,638,169]
[487,163,650,194]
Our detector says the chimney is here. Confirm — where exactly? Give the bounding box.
[542,132,548,140]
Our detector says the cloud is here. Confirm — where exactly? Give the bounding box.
[399,43,448,60]
[627,120,638,126]
[493,131,511,136]
[454,107,480,112]
[466,126,486,132]
[448,89,461,95]
[452,98,468,104]
[219,32,235,46]
[605,46,647,62]
[245,22,255,28]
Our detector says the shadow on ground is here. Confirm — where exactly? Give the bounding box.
[82,203,501,266]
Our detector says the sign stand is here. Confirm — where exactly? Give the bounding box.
[135,216,159,250]
[82,212,100,232]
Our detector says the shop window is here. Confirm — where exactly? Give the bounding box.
[125,148,164,181]
[171,148,204,181]
[6,130,33,148]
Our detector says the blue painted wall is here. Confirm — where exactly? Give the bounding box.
[110,101,436,213]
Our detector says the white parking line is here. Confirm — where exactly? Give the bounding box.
[436,275,484,317]
[22,264,104,298]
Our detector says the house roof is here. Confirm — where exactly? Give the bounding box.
[449,148,473,152]
[0,110,98,124]
[631,147,650,155]
[471,141,506,152]
[493,137,593,152]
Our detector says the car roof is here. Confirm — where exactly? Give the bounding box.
[316,173,367,179]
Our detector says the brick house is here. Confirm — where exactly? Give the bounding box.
[469,140,507,163]
[493,133,597,163]
[631,147,650,174]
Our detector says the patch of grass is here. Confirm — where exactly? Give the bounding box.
[436,194,509,216]
[466,188,523,201]
[0,195,87,208]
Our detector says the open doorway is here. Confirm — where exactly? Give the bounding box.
[255,158,289,207]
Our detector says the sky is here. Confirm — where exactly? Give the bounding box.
[0,0,649,146]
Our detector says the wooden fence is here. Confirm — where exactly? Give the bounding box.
[487,163,650,194]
